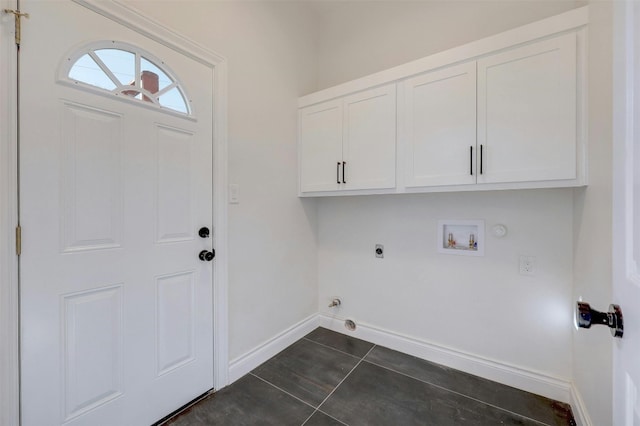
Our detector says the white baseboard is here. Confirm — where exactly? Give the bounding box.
[227,313,580,415]
[227,314,321,384]
[570,384,592,426]
[318,314,572,403]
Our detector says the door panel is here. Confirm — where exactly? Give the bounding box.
[156,271,195,375]
[155,124,195,243]
[343,83,396,190]
[20,2,214,425]
[477,33,577,184]
[61,102,123,252]
[403,62,476,187]
[299,100,343,193]
[62,285,124,422]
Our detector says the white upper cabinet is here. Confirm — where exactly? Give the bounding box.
[299,84,396,194]
[299,99,343,193]
[403,62,477,187]
[298,7,587,196]
[477,33,577,184]
[342,84,396,191]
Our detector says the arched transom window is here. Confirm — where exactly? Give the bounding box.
[61,41,191,115]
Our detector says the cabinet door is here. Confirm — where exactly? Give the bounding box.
[403,62,477,187]
[477,33,577,184]
[342,84,397,191]
[299,100,343,193]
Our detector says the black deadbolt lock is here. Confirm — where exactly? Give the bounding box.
[199,249,215,262]
[199,227,210,238]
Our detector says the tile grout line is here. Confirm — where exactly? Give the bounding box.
[305,344,378,425]
[249,372,318,411]
[300,342,376,426]
[299,412,315,425]
[361,358,551,426]
[300,408,349,426]
[301,337,369,360]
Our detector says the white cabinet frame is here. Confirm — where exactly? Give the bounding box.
[299,84,396,194]
[403,62,477,188]
[477,33,578,185]
[298,6,588,197]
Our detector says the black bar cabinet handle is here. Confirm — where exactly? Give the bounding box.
[337,162,341,184]
[480,145,484,175]
[342,161,346,184]
[470,146,473,176]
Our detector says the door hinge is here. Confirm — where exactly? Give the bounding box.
[3,9,29,47]
[15,225,21,256]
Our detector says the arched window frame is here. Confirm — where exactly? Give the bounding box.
[58,40,194,118]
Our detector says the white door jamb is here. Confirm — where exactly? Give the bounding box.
[0,0,20,423]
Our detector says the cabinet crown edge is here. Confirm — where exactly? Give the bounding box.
[298,5,589,108]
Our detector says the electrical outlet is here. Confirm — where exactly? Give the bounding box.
[519,255,536,276]
[375,244,384,258]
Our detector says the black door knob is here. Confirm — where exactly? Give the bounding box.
[199,227,210,238]
[199,249,215,261]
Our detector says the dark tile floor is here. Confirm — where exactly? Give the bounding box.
[164,327,575,426]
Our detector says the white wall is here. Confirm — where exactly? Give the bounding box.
[318,190,574,379]
[572,2,613,425]
[311,0,585,89]
[126,1,320,361]
[313,0,585,390]
[124,4,614,422]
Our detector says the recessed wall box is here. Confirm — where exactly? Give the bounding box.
[437,220,485,256]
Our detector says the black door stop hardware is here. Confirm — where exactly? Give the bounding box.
[576,302,623,338]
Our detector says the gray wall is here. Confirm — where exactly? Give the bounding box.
[311,1,585,89]
[127,1,321,361]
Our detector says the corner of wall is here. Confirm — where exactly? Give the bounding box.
[570,383,593,426]
[228,314,320,384]
[570,1,614,425]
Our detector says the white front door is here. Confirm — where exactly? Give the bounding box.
[20,2,215,425]
[613,2,640,425]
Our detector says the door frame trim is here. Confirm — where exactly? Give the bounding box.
[0,0,20,424]
[0,1,230,423]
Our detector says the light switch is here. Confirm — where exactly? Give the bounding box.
[229,184,239,204]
